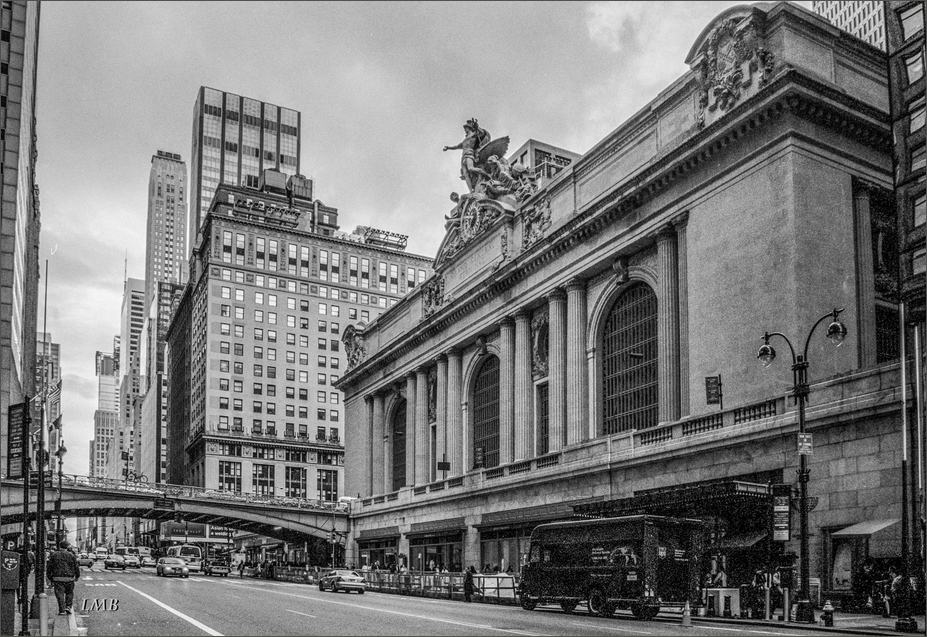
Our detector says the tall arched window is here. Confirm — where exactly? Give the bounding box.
[602,283,658,434]
[391,399,407,491]
[472,355,500,469]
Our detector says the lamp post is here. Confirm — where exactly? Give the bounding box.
[54,444,66,549]
[757,307,847,624]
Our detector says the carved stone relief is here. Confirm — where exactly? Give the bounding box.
[531,308,550,379]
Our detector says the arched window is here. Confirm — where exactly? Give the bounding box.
[391,399,407,492]
[602,283,658,434]
[472,355,500,469]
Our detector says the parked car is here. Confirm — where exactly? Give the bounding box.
[203,560,230,577]
[123,555,141,568]
[104,554,126,570]
[77,553,94,567]
[156,557,190,578]
[140,556,157,567]
[318,569,365,594]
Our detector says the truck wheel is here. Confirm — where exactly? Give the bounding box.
[520,594,537,611]
[560,600,577,614]
[588,590,613,617]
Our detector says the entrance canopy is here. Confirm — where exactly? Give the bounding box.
[831,519,899,537]
[573,480,770,519]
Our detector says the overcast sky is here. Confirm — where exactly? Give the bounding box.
[35,1,812,475]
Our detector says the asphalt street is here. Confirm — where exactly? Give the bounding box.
[75,563,858,636]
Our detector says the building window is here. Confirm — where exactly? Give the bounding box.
[252,464,275,496]
[472,355,500,469]
[906,50,925,84]
[286,467,307,498]
[602,283,658,434]
[218,415,229,430]
[218,461,241,492]
[318,468,338,502]
[899,4,925,41]
[252,419,263,434]
[391,399,407,491]
[914,193,926,228]
[912,144,926,174]
[536,383,550,455]
[914,247,927,276]
[910,99,926,134]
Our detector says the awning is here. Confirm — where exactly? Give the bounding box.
[714,530,767,551]
[574,480,770,518]
[831,519,899,537]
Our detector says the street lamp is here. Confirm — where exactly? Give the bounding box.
[55,444,67,549]
[757,307,847,624]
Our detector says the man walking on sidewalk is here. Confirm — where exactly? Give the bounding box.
[47,540,80,615]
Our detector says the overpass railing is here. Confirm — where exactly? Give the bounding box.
[11,473,348,514]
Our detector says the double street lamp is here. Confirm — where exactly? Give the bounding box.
[757,307,847,624]
[55,444,67,548]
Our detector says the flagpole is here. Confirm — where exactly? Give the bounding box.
[33,259,49,634]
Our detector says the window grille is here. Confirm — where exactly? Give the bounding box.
[602,283,658,434]
[391,400,407,492]
[472,355,500,468]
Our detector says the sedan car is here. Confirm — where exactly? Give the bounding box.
[103,554,126,570]
[156,557,190,578]
[77,553,94,567]
[318,569,365,594]
[140,556,157,567]
[123,555,141,568]
[203,560,230,577]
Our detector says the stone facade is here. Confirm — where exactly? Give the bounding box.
[336,3,909,589]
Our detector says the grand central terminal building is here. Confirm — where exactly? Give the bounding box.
[336,3,916,602]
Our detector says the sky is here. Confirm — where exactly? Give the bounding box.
[35,1,813,476]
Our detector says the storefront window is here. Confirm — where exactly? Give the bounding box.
[408,533,463,572]
[480,527,532,575]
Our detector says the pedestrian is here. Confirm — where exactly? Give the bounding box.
[46,540,80,615]
[464,565,476,603]
[238,560,245,577]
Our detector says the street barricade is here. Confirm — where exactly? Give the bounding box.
[360,571,518,605]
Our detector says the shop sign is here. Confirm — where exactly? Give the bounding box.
[797,433,813,455]
[153,498,175,510]
[7,401,29,479]
[772,483,791,542]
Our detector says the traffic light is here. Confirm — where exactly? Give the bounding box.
[327,532,334,543]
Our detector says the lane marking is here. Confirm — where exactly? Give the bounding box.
[285,609,316,619]
[209,579,546,636]
[116,581,223,636]
[696,627,793,636]
[570,622,652,635]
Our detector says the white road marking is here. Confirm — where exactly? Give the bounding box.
[116,581,223,636]
[570,622,652,635]
[208,579,547,636]
[285,609,316,619]
[696,626,793,636]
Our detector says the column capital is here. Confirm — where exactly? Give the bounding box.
[414,365,428,376]
[435,353,448,364]
[671,211,689,230]
[565,278,586,293]
[547,287,567,303]
[446,346,462,358]
[498,316,515,329]
[514,308,532,322]
[653,223,676,243]
[364,394,375,405]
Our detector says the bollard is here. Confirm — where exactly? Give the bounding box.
[723,595,732,618]
[681,601,692,628]
[821,599,834,627]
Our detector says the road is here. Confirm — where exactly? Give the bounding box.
[75,563,854,636]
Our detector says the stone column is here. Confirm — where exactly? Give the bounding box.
[854,187,877,368]
[373,393,386,492]
[415,367,429,485]
[547,289,567,451]
[405,372,416,487]
[514,310,533,460]
[674,213,690,418]
[499,317,516,465]
[566,280,588,445]
[436,355,448,479]
[656,225,680,423]
[364,395,375,496]
[446,348,463,476]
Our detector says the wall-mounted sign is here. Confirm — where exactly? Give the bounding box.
[705,375,723,407]
[797,433,813,455]
[772,483,792,542]
[7,402,28,479]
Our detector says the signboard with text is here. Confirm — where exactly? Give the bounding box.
[772,483,792,542]
[7,402,28,479]
[705,375,722,406]
[797,433,813,455]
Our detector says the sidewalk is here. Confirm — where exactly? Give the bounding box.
[665,607,924,635]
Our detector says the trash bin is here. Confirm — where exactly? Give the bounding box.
[1,550,20,636]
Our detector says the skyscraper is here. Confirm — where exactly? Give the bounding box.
[145,151,187,304]
[812,0,886,49]
[0,0,41,477]
[188,87,301,259]
[91,349,118,478]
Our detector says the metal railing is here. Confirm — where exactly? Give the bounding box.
[17,473,349,513]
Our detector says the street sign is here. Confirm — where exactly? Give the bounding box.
[797,433,813,455]
[771,483,792,541]
[7,401,29,479]
[153,498,175,510]
[473,447,484,469]
[705,375,723,406]
[28,471,52,489]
